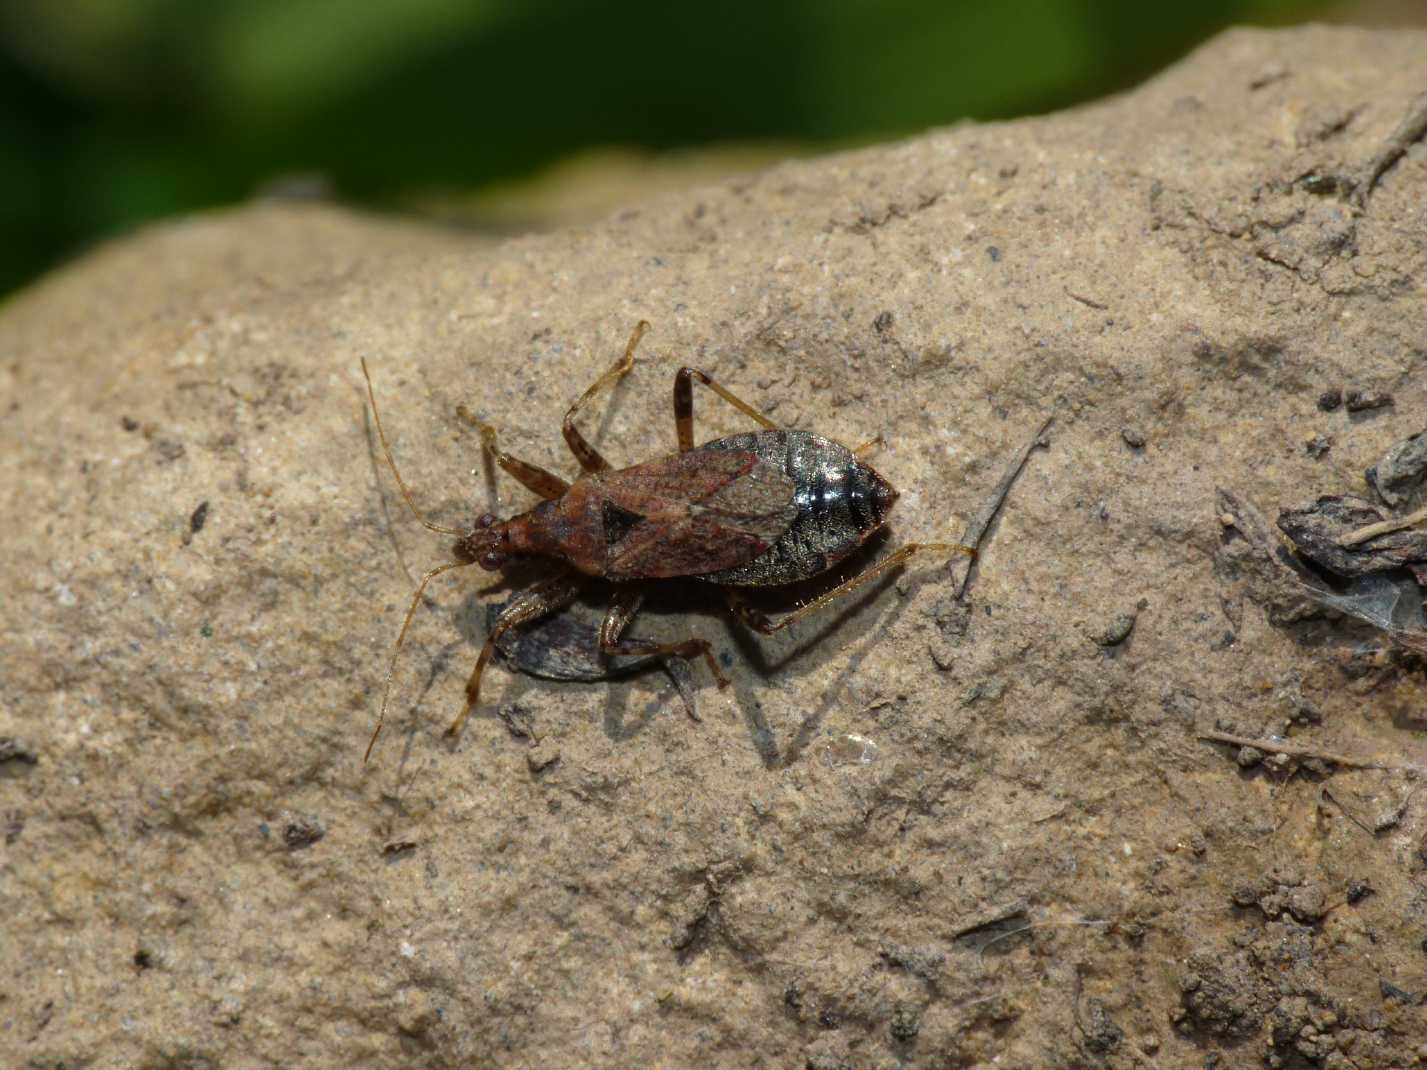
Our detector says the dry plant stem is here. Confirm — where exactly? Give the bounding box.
[1320,786,1374,835]
[1354,91,1427,207]
[1337,502,1427,547]
[953,416,1055,599]
[1198,730,1401,771]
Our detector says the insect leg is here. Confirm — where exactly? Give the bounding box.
[447,572,588,741]
[456,406,569,500]
[673,367,780,452]
[562,320,650,473]
[724,542,976,635]
[598,584,729,690]
[597,583,646,649]
[852,434,884,459]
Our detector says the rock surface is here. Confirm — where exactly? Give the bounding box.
[4,25,1427,1070]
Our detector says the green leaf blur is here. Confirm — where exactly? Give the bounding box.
[0,0,1334,298]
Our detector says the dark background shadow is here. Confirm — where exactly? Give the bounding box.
[0,0,1370,299]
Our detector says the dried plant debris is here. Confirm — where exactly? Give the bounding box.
[1293,573,1427,655]
[1276,496,1427,580]
[951,416,1054,599]
[1214,488,1320,623]
[1343,390,1393,413]
[486,598,699,719]
[1365,427,1427,509]
[1218,486,1427,655]
[1271,492,1427,654]
[1198,728,1408,772]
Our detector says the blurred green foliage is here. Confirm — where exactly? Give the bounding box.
[0,0,1328,297]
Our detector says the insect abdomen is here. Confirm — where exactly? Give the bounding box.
[696,430,896,586]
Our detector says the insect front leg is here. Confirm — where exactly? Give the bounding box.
[723,542,976,635]
[456,406,569,500]
[598,583,729,694]
[562,321,650,473]
[448,572,587,741]
[673,367,780,452]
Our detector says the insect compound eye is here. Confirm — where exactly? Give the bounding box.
[475,512,498,529]
[478,549,507,571]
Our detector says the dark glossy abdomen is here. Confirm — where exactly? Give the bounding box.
[696,430,896,586]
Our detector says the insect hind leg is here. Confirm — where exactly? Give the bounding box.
[599,584,728,692]
[724,542,975,635]
[562,321,649,473]
[673,367,780,452]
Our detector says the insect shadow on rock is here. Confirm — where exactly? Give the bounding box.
[360,321,975,762]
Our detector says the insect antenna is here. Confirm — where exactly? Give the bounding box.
[364,558,474,764]
[360,358,464,537]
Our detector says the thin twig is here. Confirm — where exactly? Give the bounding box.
[1198,730,1401,771]
[1338,502,1427,547]
[1320,786,1374,835]
[1065,289,1108,310]
[1354,91,1427,208]
[954,416,1055,598]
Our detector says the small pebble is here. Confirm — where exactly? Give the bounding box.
[1316,389,1342,412]
[1236,746,1264,768]
[1121,427,1146,449]
[1344,389,1393,412]
[0,737,38,766]
[283,816,325,850]
[1096,613,1137,646]
[1304,433,1331,459]
[527,742,560,773]
[1287,883,1326,923]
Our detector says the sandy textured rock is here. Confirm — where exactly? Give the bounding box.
[4,25,1427,1070]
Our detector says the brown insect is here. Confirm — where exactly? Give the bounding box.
[361,321,974,761]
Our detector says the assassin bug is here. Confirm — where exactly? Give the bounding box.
[361,321,974,762]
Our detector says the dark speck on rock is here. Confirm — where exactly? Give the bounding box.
[889,1004,920,1042]
[283,816,325,850]
[1344,389,1393,413]
[1096,613,1137,646]
[1316,388,1342,412]
[0,737,38,770]
[154,439,186,464]
[1081,998,1123,1055]
[1379,978,1417,1003]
